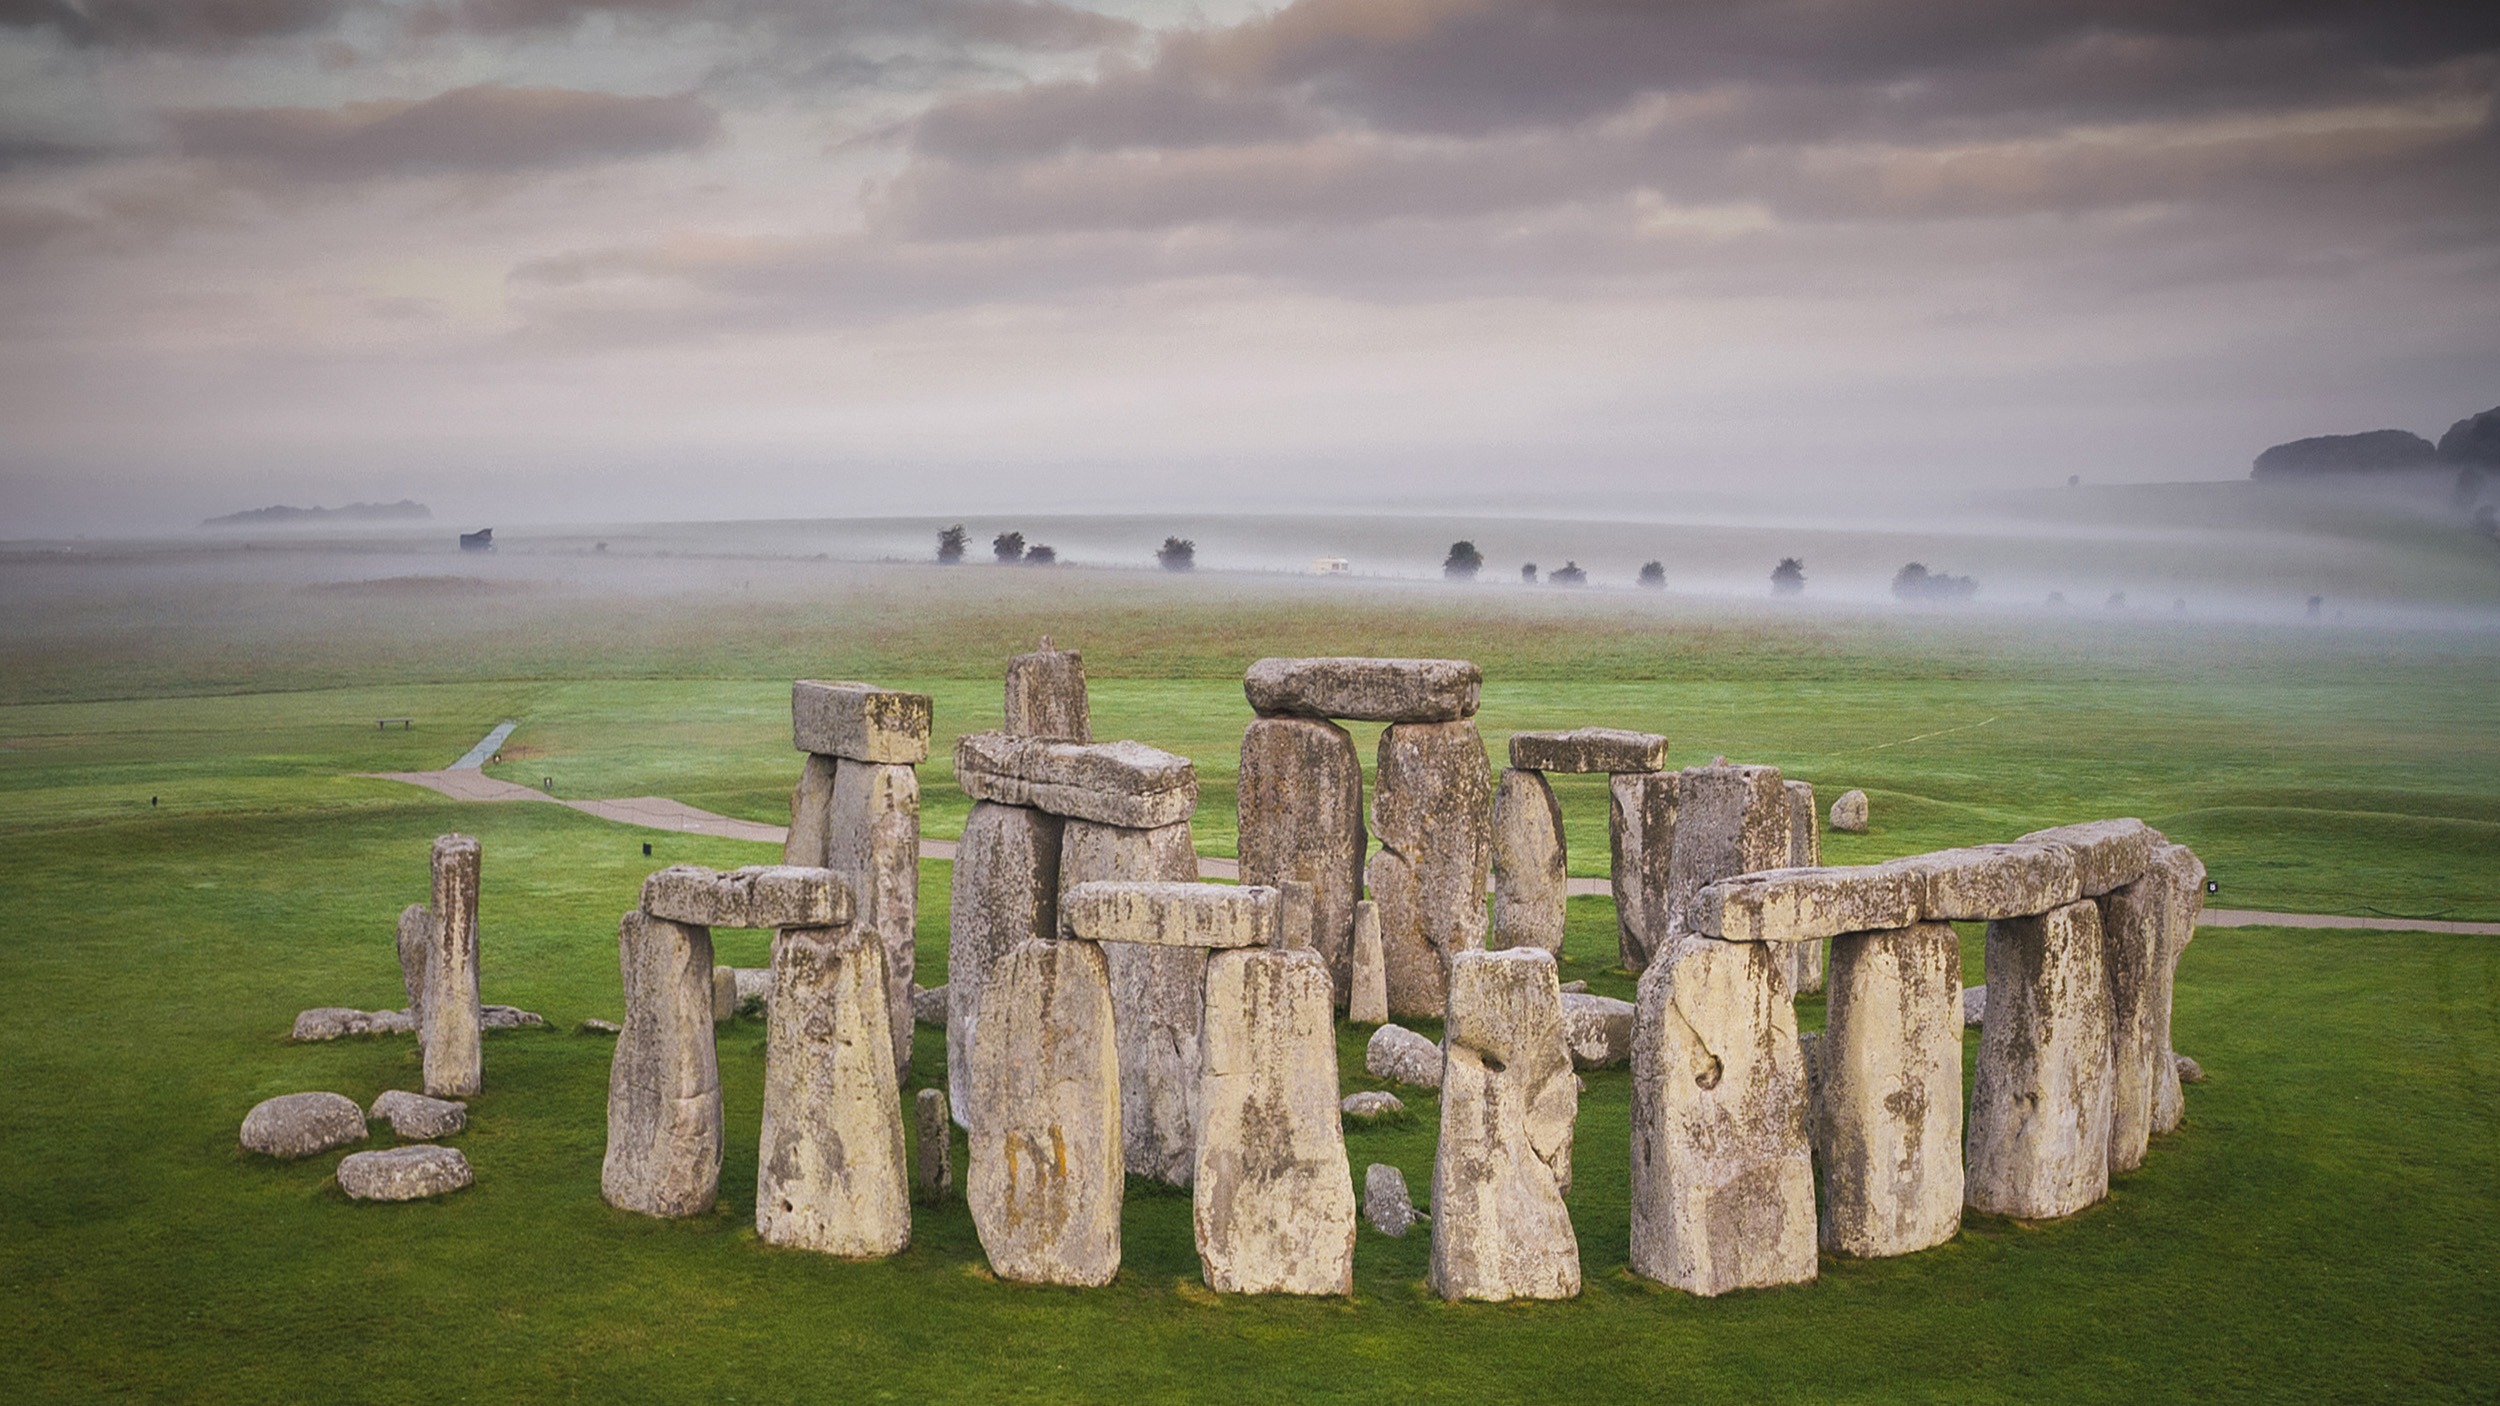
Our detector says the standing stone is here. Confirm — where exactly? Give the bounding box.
[1368,720,1493,1019]
[1785,781,1824,995]
[1061,817,1204,1186]
[1609,771,1678,972]
[1664,765,1792,952]
[602,910,721,1218]
[757,923,910,1258]
[1967,900,2114,1219]
[1194,947,1358,1295]
[947,802,1064,1127]
[1237,717,1365,995]
[1278,880,1315,952]
[967,938,1123,1286]
[1364,1163,1423,1237]
[396,903,433,1035]
[423,835,483,1099]
[1830,788,1870,832]
[1818,922,1963,1257]
[1348,901,1388,1025]
[1005,639,1092,741]
[914,1087,953,1202]
[2112,842,2206,1158]
[1491,768,1566,954]
[825,759,922,1077]
[711,964,735,1024]
[2150,844,2208,1135]
[1428,947,1579,1302]
[1629,933,1816,1296]
[784,752,839,868]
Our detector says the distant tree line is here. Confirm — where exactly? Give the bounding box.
[932,524,1184,570]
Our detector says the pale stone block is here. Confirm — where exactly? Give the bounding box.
[783,752,838,867]
[2106,843,2206,1166]
[914,1087,953,1202]
[1560,992,1635,1070]
[338,1145,471,1201]
[292,1007,414,1040]
[1367,720,1493,1018]
[791,679,932,764]
[603,910,721,1218]
[1364,1163,1423,1237]
[1194,947,1358,1295]
[1341,1091,1404,1119]
[640,864,851,931]
[1062,817,1206,1186]
[911,982,948,1026]
[423,834,483,1099]
[757,924,910,1258]
[1491,768,1566,954]
[1884,843,2080,921]
[2150,844,2207,1135]
[1243,655,1481,723]
[1967,900,2114,1219]
[1830,789,1870,832]
[711,964,735,1024]
[1964,985,1987,1027]
[825,759,921,1076]
[1005,640,1091,741]
[1347,900,1389,1025]
[954,732,1199,828]
[946,802,1063,1127]
[1507,727,1670,774]
[241,1092,366,1159]
[967,937,1123,1286]
[1278,880,1315,952]
[1429,947,1579,1301]
[1785,782,1824,995]
[1060,880,1278,949]
[1689,865,1918,944]
[1663,765,1793,947]
[1238,716,1365,997]
[1365,1022,1442,1088]
[1818,923,1964,1256]
[2015,818,2157,897]
[1609,771,1678,973]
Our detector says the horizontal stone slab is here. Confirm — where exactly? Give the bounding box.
[639,864,851,930]
[1687,865,1918,943]
[1059,881,1278,949]
[953,732,1199,828]
[791,680,932,765]
[1506,727,1670,774]
[1243,657,1481,723]
[1883,843,2080,920]
[2015,819,2157,896]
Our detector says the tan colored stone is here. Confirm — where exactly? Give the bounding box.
[1560,992,1635,1070]
[1664,766,1793,948]
[640,864,851,931]
[1367,719,1493,1018]
[967,937,1123,1286]
[1967,900,2114,1219]
[1689,865,1919,944]
[291,1007,414,1040]
[823,759,921,1076]
[1609,771,1678,972]
[911,982,948,1027]
[791,679,932,765]
[2106,843,2206,1167]
[914,1087,953,1202]
[1364,1022,1442,1088]
[946,802,1063,1127]
[2015,818,2157,897]
[1342,1091,1404,1119]
[1347,900,1388,1025]
[240,1092,367,1159]
[338,1145,471,1201]
[1193,947,1357,1295]
[1062,817,1205,1186]
[602,910,721,1218]
[1830,789,1870,832]
[954,732,1199,829]
[422,835,483,1100]
[1491,768,1566,954]
[1244,656,1481,723]
[1005,640,1091,741]
[783,752,838,868]
[1506,727,1669,774]
[711,964,735,1024]
[1278,880,1315,952]
[1884,843,2080,921]
[1785,782,1824,995]
[1060,880,1278,949]
[396,902,431,1030]
[1818,923,1963,1256]
[2151,844,2207,1135]
[757,924,910,1258]
[1238,717,1365,997]
[1429,947,1579,1301]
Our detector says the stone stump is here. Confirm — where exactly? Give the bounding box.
[1967,899,2114,1219]
[1368,720,1493,1019]
[756,923,909,1258]
[967,937,1123,1286]
[1784,780,1825,996]
[1237,716,1366,995]
[1005,638,1091,741]
[824,758,921,1077]
[1193,946,1357,1295]
[947,801,1064,1127]
[423,835,484,1099]
[1817,922,1963,1256]
[1348,900,1388,1025]
[1061,817,1204,1186]
[2149,844,2207,1135]
[602,910,722,1217]
[1491,767,1566,954]
[1608,772,1678,972]
[1428,948,1579,1302]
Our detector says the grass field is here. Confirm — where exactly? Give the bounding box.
[2,529,2495,1402]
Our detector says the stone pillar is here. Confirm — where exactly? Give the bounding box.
[2149,844,2207,1135]
[396,903,432,1033]
[784,752,839,868]
[1967,899,2114,1219]
[1491,768,1566,954]
[757,924,910,1257]
[2107,842,2205,1163]
[423,834,483,1098]
[914,1087,953,1202]
[825,758,921,1078]
[1193,946,1357,1296]
[1608,772,1678,973]
[946,801,1063,1127]
[1629,932,1815,1295]
[602,910,721,1217]
[1005,639,1091,741]
[967,937,1122,1287]
[1237,716,1365,995]
[1784,780,1824,996]
[1817,922,1963,1256]
[1663,764,1791,945]
[1428,947,1579,1302]
[1368,720,1493,1019]
[1348,900,1388,1025]
[1061,817,1204,1186]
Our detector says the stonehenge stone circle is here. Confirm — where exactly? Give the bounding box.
[1004,638,1092,741]
[338,1145,473,1201]
[1060,880,1277,949]
[370,1090,466,1141]
[1364,1163,1423,1238]
[422,834,483,1099]
[1491,767,1567,954]
[1506,726,1670,775]
[947,801,1064,1126]
[1367,719,1493,1019]
[1429,948,1579,1302]
[1817,922,1964,1257]
[1237,716,1365,990]
[791,680,933,765]
[914,1087,954,1202]
[641,864,849,931]
[1243,656,1481,723]
[1061,817,1205,1187]
[822,758,922,1074]
[757,923,910,1259]
[1364,1022,1443,1089]
[954,733,1199,830]
[1967,900,2115,1219]
[1830,788,1870,832]
[240,1092,367,1160]
[968,937,1124,1287]
[1347,900,1389,1026]
[603,910,724,1218]
[1609,771,1679,972]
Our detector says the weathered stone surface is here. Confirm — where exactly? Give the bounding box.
[967,937,1123,1286]
[734,967,773,1010]
[1348,901,1389,1025]
[1785,782,1825,995]
[1491,768,1567,954]
[1429,948,1579,1301]
[1243,656,1481,723]
[914,1087,953,1202]
[1609,771,1679,972]
[1689,865,1918,944]
[1005,640,1091,741]
[783,751,838,869]
[1368,720,1493,1019]
[1060,881,1277,949]
[1341,1091,1405,1119]
[370,1090,466,1140]
[791,679,932,765]
[946,802,1064,1127]
[1560,979,1588,993]
[711,964,736,1024]
[602,910,722,1218]
[479,1004,545,1029]
[1817,923,1963,1257]
[954,732,1199,829]
[423,834,483,1099]
[1884,843,2080,921]
[639,864,850,931]
[1560,992,1636,1069]
[338,1145,472,1201]
[2107,842,2206,1166]
[1194,947,1358,1295]
[1278,880,1315,952]
[1963,985,1987,1027]
[2174,1053,2205,1083]
[1663,766,1794,952]
[824,759,921,1075]
[757,924,910,1258]
[241,1092,367,1159]
[1238,716,1365,997]
[1059,818,1205,1186]
[580,1018,621,1035]
[1967,900,2114,1219]
[292,1007,415,1040]
[2015,818,2157,897]
[1830,789,1870,832]
[1365,1023,1443,1088]
[396,903,431,1029]
[2150,844,2208,1135]
[1364,1163,1423,1237]
[1506,727,1670,774]
[911,983,948,1027]
[1629,933,1816,1296]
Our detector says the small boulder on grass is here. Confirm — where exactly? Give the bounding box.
[2175,1053,2206,1083]
[371,1090,466,1140]
[240,1092,367,1160]
[1364,1164,1424,1237]
[1963,986,1987,1028]
[1341,1091,1405,1120]
[338,1145,472,1201]
[1365,1024,1442,1088]
[1830,789,1870,833]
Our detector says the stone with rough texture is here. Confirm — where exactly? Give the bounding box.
[967,937,1123,1286]
[1830,789,1870,833]
[1061,818,1205,1186]
[1689,865,1919,945]
[1365,1022,1443,1088]
[791,680,932,765]
[822,759,922,1076]
[757,924,910,1258]
[1429,947,1579,1301]
[1885,844,2080,921]
[734,968,773,1009]
[1347,901,1389,1025]
[640,864,849,931]
[292,1007,415,1040]
[581,1018,621,1035]
[1341,1091,1405,1118]
[1785,782,1824,994]
[2150,845,2208,1135]
[1664,766,1794,951]
[954,732,1198,829]
[1244,656,1481,723]
[1560,992,1636,1069]
[2015,818,2157,897]
[2111,842,2205,1162]
[1817,923,1964,1257]
[911,983,948,1027]
[1609,771,1679,972]
[1507,727,1669,774]
[602,910,722,1218]
[396,903,431,1031]
[1278,880,1315,952]
[915,1087,953,1202]
[1238,716,1366,998]
[370,1090,466,1140]
[1194,946,1358,1295]
[946,802,1063,1127]
[1967,900,2114,1219]
[338,1145,472,1201]
[1365,1163,1423,1237]
[423,834,483,1099]
[1963,985,1987,1027]
[2174,1053,2205,1083]
[241,1092,367,1159]
[1368,720,1493,1018]
[1060,881,1278,949]
[1005,640,1091,741]
[711,965,736,1024]
[480,1004,544,1029]
[783,752,838,870]
[1491,768,1567,953]
[1629,933,1817,1296]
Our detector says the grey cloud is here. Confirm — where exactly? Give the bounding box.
[2,0,346,47]
[167,83,719,179]
[443,0,1132,49]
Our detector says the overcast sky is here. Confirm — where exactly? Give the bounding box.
[1,0,2494,533]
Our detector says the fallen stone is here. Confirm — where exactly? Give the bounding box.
[1429,947,1579,1302]
[1506,727,1670,774]
[337,1145,472,1201]
[292,1007,415,1040]
[240,1092,367,1160]
[1967,900,2115,1219]
[639,864,850,931]
[911,983,948,1027]
[422,834,483,1100]
[954,732,1199,829]
[479,1005,546,1029]
[1785,782,1824,995]
[914,1086,953,1202]
[1491,768,1567,954]
[1817,922,1963,1257]
[783,751,838,868]
[791,679,932,765]
[967,937,1123,1286]
[1194,946,1358,1295]
[757,924,910,1258]
[2014,818,2157,897]
[2175,1053,2205,1083]
[1608,772,1679,973]
[1963,985,1987,1027]
[1243,656,1481,723]
[1347,900,1389,1025]
[946,802,1064,1127]
[1060,880,1278,949]
[1663,766,1794,950]
[602,910,722,1219]
[1237,716,1366,1001]
[1689,865,1918,945]
[1368,719,1493,1018]
[1341,1091,1405,1119]
[1560,979,1588,994]
[1884,843,2080,921]
[1830,789,1870,833]
[580,1018,621,1035]
[1560,992,1636,1069]
[824,758,921,1075]
[1061,818,1206,1187]
[1364,1163,1423,1237]
[370,1090,466,1140]
[1004,639,1091,741]
[1365,1023,1443,1088]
